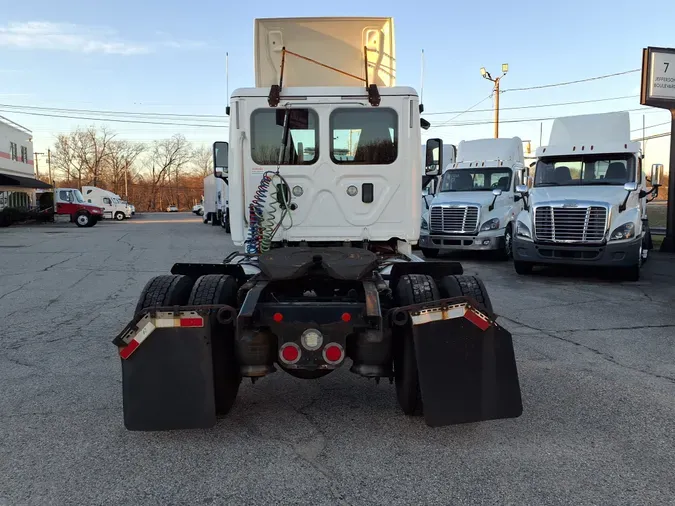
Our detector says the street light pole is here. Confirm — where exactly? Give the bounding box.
[480,63,509,138]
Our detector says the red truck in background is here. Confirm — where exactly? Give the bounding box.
[54,187,104,227]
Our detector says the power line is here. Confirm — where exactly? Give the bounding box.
[502,69,640,93]
[0,108,228,128]
[429,107,656,129]
[434,95,493,127]
[0,102,227,121]
[425,95,638,116]
[631,121,672,132]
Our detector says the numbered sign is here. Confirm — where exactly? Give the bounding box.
[641,46,675,108]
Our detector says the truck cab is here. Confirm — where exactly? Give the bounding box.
[54,187,104,227]
[512,112,662,281]
[82,186,131,221]
[419,137,527,258]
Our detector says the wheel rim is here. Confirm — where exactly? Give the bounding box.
[77,215,89,225]
[505,228,512,257]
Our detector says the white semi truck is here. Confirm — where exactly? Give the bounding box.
[113,16,522,431]
[512,111,663,281]
[82,186,131,220]
[419,137,527,259]
[202,174,230,232]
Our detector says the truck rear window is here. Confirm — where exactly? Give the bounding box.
[250,108,319,165]
[330,108,398,165]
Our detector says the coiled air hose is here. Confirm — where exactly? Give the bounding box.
[245,170,293,254]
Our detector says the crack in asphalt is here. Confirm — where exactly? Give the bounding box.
[116,232,135,253]
[241,386,354,506]
[0,279,33,302]
[502,315,675,384]
[41,253,84,272]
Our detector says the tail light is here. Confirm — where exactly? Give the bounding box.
[279,342,301,364]
[323,343,344,365]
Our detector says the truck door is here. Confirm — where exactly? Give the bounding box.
[246,100,415,240]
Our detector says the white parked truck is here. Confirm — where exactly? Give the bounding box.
[419,137,527,258]
[113,16,522,431]
[512,111,663,281]
[202,174,228,230]
[82,186,131,220]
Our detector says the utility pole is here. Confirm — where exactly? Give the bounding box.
[124,160,129,201]
[47,148,52,186]
[480,63,509,138]
[34,152,43,179]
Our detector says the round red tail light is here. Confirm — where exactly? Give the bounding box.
[279,343,300,364]
[323,343,344,364]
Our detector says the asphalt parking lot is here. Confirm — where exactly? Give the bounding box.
[1,212,674,506]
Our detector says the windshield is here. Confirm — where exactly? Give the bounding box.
[534,154,635,187]
[439,168,512,192]
[73,190,85,203]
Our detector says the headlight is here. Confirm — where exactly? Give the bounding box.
[421,217,429,230]
[516,220,532,239]
[610,222,635,241]
[480,218,500,232]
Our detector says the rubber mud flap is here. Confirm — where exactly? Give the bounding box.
[411,317,523,427]
[121,325,216,431]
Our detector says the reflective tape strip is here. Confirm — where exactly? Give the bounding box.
[409,303,491,332]
[410,304,466,325]
[120,321,156,359]
[155,318,175,328]
[463,308,490,331]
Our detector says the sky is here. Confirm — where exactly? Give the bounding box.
[1,0,674,164]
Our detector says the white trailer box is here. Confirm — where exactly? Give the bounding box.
[254,17,395,88]
[203,174,224,226]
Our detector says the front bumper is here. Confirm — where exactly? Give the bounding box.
[419,228,504,251]
[512,236,641,267]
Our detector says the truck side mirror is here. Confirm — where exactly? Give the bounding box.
[619,181,638,212]
[213,141,229,179]
[425,138,443,176]
[515,184,529,210]
[489,188,502,212]
[651,163,663,186]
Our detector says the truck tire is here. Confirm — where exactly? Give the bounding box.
[114,211,125,221]
[393,274,440,416]
[188,274,241,415]
[420,248,439,258]
[203,213,209,224]
[74,212,92,228]
[439,275,494,317]
[211,214,219,226]
[514,260,534,275]
[497,224,513,260]
[134,274,194,315]
[222,212,231,234]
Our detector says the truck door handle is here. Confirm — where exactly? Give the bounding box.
[362,183,374,203]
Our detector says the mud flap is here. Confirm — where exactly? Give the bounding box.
[113,307,234,431]
[393,298,523,427]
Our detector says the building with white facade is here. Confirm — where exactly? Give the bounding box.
[0,117,51,210]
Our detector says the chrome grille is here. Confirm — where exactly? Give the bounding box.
[534,206,607,242]
[429,205,479,233]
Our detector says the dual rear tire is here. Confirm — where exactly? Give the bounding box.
[393,273,494,417]
[134,273,241,416]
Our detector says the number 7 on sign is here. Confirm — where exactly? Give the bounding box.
[665,62,670,72]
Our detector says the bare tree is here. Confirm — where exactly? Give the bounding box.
[191,144,213,178]
[51,134,80,185]
[107,140,146,197]
[74,126,116,187]
[146,134,192,210]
